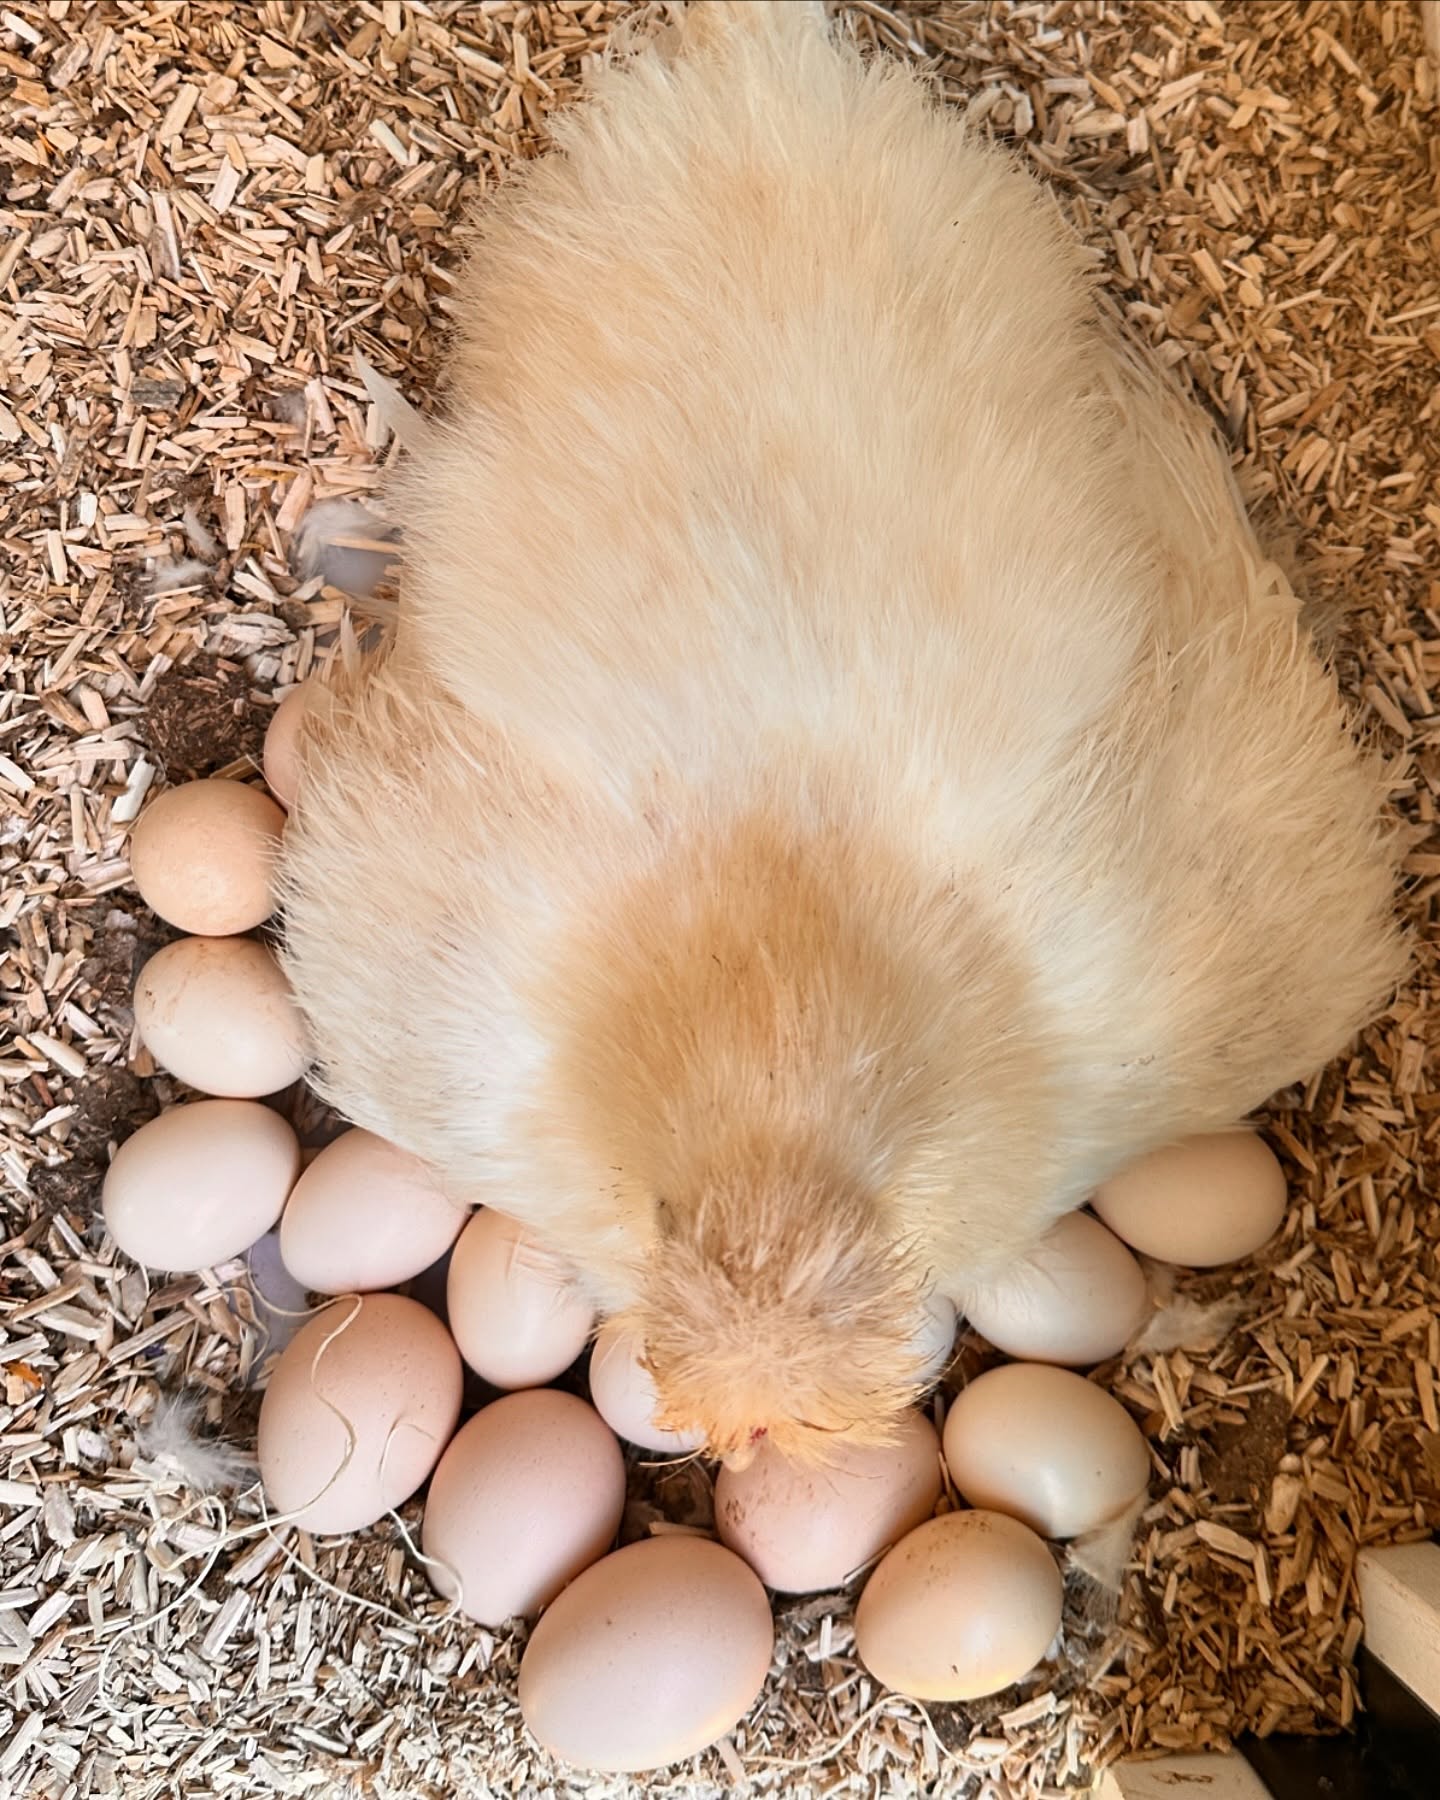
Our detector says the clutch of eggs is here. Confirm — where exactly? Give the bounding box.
[109,769,1303,1765]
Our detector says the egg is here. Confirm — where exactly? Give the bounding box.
[446,1209,594,1388]
[715,1409,942,1593]
[280,1128,469,1294]
[588,1321,705,1455]
[942,1363,1149,1539]
[128,780,284,936]
[134,935,307,1098]
[420,1389,625,1625]
[1092,1130,1288,1267]
[103,1099,300,1272]
[262,683,311,810]
[911,1291,958,1386]
[854,1509,1062,1701]
[960,1211,1148,1366]
[518,1536,773,1772]
[257,1292,462,1534]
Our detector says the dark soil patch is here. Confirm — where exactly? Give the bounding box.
[79,908,175,1016]
[1201,1387,1291,1515]
[141,658,265,780]
[31,1063,162,1224]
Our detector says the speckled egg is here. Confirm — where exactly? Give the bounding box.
[855,1509,1062,1701]
[128,780,284,936]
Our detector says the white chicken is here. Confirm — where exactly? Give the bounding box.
[279,2,1402,1463]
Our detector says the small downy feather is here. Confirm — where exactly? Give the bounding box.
[134,1389,251,1493]
[1066,1491,1149,1635]
[1135,1264,1248,1355]
[290,497,401,602]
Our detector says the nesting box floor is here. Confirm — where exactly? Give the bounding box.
[2,3,1438,1796]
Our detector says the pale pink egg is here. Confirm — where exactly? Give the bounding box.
[262,683,311,810]
[446,1209,594,1388]
[420,1389,625,1625]
[588,1320,705,1455]
[280,1128,469,1294]
[257,1292,462,1534]
[103,1099,300,1273]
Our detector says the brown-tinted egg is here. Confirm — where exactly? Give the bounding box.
[128,780,284,935]
[1092,1130,1288,1267]
[134,935,307,1097]
[942,1363,1149,1539]
[855,1509,1062,1701]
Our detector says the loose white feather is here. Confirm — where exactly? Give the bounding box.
[134,1390,251,1494]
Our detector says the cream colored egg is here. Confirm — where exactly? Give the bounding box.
[447,1209,594,1388]
[911,1291,958,1386]
[128,780,284,936]
[518,1536,773,1773]
[588,1321,705,1455]
[961,1211,1148,1366]
[942,1363,1149,1539]
[855,1509,1061,1701]
[134,935,307,1098]
[257,1292,462,1534]
[421,1389,625,1625]
[1092,1131,1288,1267]
[263,683,311,810]
[280,1129,469,1294]
[103,1099,300,1272]
[715,1409,942,1593]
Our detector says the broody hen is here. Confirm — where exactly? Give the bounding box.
[280,1,1403,1463]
